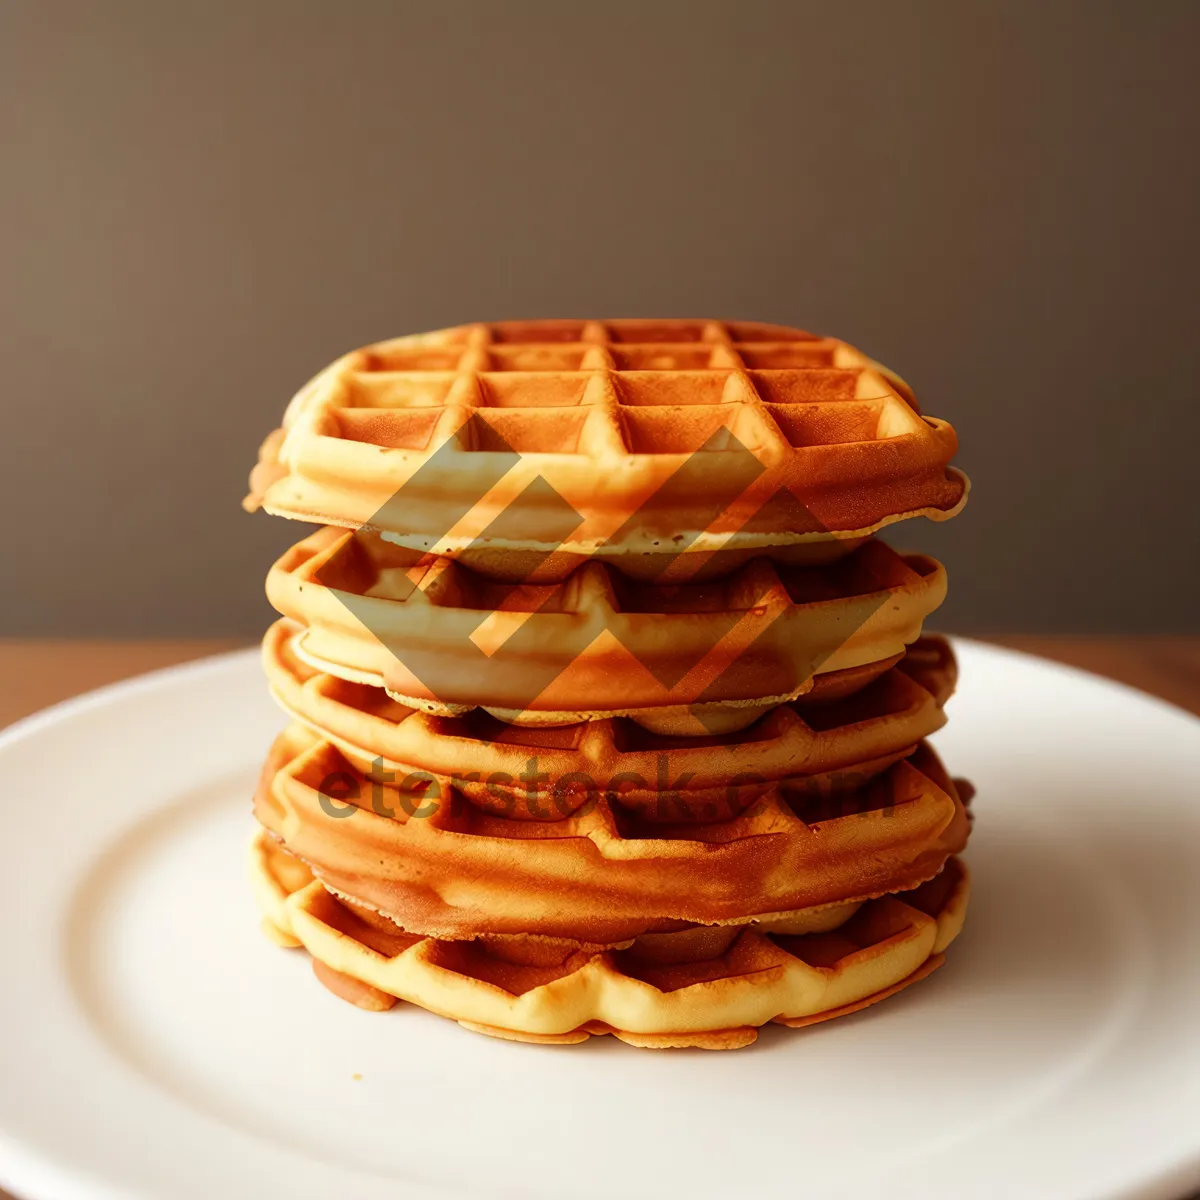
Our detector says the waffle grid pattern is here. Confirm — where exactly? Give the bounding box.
[263,620,954,815]
[253,728,970,941]
[249,319,966,566]
[267,729,958,852]
[244,318,971,1044]
[250,829,969,1048]
[265,527,947,721]
[297,320,928,462]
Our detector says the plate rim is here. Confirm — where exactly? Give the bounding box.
[0,637,1198,1200]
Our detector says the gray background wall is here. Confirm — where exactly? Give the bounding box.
[2,0,1197,636]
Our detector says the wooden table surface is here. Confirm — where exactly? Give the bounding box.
[0,636,1197,1200]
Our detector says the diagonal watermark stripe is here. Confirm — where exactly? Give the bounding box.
[597,424,768,584]
[359,412,523,548]
[313,422,894,722]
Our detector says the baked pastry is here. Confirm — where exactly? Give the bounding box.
[243,317,973,1048]
[267,527,947,731]
[253,726,969,944]
[251,830,968,1049]
[246,320,967,581]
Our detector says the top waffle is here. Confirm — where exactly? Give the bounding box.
[246,320,967,579]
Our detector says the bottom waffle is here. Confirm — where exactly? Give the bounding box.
[249,829,968,1049]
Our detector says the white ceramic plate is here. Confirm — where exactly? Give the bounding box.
[0,640,1198,1200]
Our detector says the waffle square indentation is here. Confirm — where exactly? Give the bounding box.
[614,371,735,407]
[619,406,742,454]
[477,373,591,408]
[765,401,884,448]
[488,321,589,344]
[486,346,590,372]
[333,407,443,450]
[737,345,838,369]
[749,369,863,405]
[465,408,591,454]
[605,320,709,343]
[363,348,466,372]
[609,346,721,370]
[347,373,455,408]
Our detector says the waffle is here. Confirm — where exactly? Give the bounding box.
[263,619,956,818]
[249,829,969,1049]
[253,725,970,943]
[266,527,947,732]
[245,320,967,581]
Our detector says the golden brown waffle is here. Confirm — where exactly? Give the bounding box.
[253,726,970,943]
[250,829,968,1049]
[245,320,967,580]
[266,527,947,732]
[263,619,955,818]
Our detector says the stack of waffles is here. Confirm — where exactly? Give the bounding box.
[244,319,971,1049]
